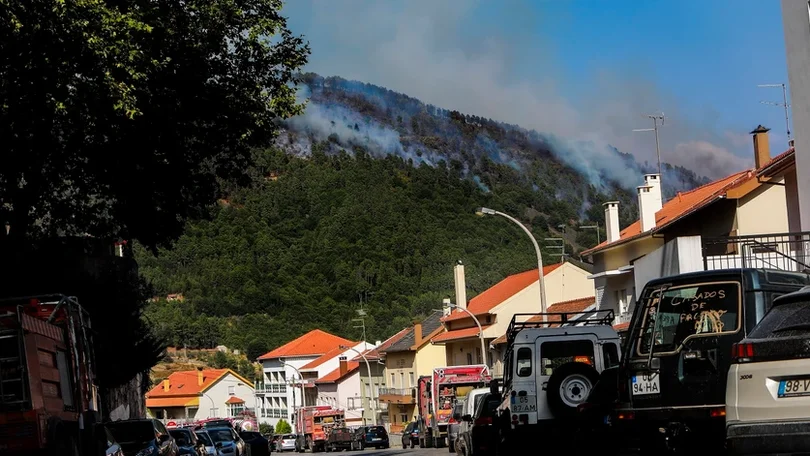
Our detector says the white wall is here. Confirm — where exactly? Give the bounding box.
[302,342,374,379]
[736,181,790,236]
[316,371,365,424]
[196,372,255,420]
[258,355,318,431]
[543,262,596,305]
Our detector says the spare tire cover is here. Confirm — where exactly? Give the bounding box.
[546,361,599,419]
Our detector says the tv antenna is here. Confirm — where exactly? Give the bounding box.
[633,113,666,176]
[544,238,566,261]
[353,307,367,342]
[758,83,791,147]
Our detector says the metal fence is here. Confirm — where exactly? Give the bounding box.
[379,387,416,397]
[703,232,810,272]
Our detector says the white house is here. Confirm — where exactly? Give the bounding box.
[315,356,365,425]
[145,368,255,424]
[255,329,357,431]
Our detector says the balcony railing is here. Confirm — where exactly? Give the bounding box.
[703,232,810,272]
[379,387,416,396]
[258,408,290,418]
[255,384,287,394]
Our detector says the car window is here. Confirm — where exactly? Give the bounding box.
[209,429,235,442]
[169,430,190,446]
[516,347,532,376]
[155,420,168,436]
[197,432,213,446]
[106,421,157,445]
[602,343,620,368]
[750,299,810,338]
[540,340,595,376]
[474,394,501,419]
[636,281,740,356]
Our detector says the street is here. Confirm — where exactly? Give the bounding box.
[323,447,462,456]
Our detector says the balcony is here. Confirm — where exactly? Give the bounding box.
[703,232,810,272]
[379,387,416,405]
[255,383,287,395]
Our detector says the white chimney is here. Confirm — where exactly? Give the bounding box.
[638,185,656,232]
[603,202,620,243]
[643,174,663,214]
[442,298,452,316]
[453,261,467,310]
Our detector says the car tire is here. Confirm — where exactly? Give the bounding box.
[546,361,600,419]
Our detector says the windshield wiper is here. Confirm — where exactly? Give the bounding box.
[773,323,810,333]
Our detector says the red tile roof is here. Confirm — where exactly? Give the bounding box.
[442,263,563,322]
[315,361,360,384]
[490,296,596,345]
[758,148,795,178]
[431,324,493,344]
[614,322,630,331]
[226,396,245,404]
[300,347,345,370]
[145,368,254,408]
[581,170,754,256]
[257,329,356,360]
[352,328,411,362]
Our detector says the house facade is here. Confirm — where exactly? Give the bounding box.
[315,357,365,425]
[145,368,255,424]
[581,126,799,332]
[432,261,594,375]
[255,329,357,431]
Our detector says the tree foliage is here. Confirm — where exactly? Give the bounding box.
[275,420,292,435]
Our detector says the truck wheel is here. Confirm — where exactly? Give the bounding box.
[547,361,599,419]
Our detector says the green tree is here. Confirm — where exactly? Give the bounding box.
[275,419,293,434]
[259,423,274,436]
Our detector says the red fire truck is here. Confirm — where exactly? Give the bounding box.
[294,405,344,452]
[418,365,491,448]
[0,294,100,455]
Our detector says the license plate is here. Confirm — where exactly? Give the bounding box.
[511,395,536,413]
[631,373,660,395]
[778,378,810,397]
[372,438,381,441]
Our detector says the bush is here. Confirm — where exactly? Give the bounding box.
[275,419,292,434]
[259,423,274,436]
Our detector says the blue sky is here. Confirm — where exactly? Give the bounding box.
[283,0,791,179]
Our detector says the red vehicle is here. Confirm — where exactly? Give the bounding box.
[293,405,344,452]
[0,294,100,455]
[418,365,491,448]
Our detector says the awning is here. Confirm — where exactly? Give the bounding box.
[146,396,200,408]
[226,396,245,405]
[431,325,492,344]
[587,267,632,279]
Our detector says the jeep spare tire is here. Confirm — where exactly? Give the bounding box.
[546,361,599,419]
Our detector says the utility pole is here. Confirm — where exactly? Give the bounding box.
[579,224,600,245]
[544,238,566,261]
[353,307,367,342]
[758,83,791,147]
[633,113,666,176]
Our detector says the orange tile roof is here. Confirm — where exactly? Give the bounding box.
[581,170,754,256]
[257,329,356,360]
[352,328,411,362]
[490,296,596,345]
[758,148,795,178]
[300,347,345,370]
[315,361,360,384]
[146,369,228,398]
[431,324,493,344]
[614,322,630,331]
[225,396,245,404]
[442,263,563,322]
[146,396,200,408]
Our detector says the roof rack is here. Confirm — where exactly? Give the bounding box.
[504,310,615,348]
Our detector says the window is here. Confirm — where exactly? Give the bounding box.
[466,352,473,364]
[399,373,404,387]
[602,343,620,369]
[391,373,395,387]
[409,372,414,387]
[347,397,359,410]
[618,288,628,315]
[228,386,235,395]
[540,340,595,376]
[750,298,810,338]
[516,347,532,377]
[637,281,741,356]
[401,414,408,423]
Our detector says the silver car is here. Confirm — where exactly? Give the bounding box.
[276,434,297,452]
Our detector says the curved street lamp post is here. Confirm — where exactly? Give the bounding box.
[281,361,305,427]
[475,207,549,322]
[439,299,488,366]
[340,345,377,425]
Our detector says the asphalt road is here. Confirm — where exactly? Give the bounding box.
[329,448,454,456]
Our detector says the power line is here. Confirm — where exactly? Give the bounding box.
[633,113,666,177]
[758,83,791,147]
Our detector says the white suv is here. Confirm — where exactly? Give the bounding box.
[726,286,810,455]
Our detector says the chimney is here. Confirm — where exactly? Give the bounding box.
[637,185,656,232]
[751,125,771,169]
[338,356,348,377]
[643,174,663,214]
[198,368,204,386]
[453,261,467,310]
[163,379,170,392]
[603,202,620,243]
[413,322,423,346]
[442,298,452,316]
[375,340,382,347]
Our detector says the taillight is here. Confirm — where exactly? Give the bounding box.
[732,342,755,363]
[473,416,492,426]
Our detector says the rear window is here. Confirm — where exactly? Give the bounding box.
[169,430,192,446]
[540,340,594,376]
[208,429,235,443]
[197,432,213,446]
[636,281,740,356]
[283,434,296,440]
[107,422,156,445]
[368,426,386,435]
[475,394,501,419]
[750,299,810,338]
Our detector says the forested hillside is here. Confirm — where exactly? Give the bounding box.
[138,74,709,357]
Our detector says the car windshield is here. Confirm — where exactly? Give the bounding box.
[197,432,213,446]
[106,422,155,445]
[367,426,386,435]
[208,429,235,443]
[169,430,192,446]
[750,299,810,338]
[283,434,296,440]
[636,281,740,356]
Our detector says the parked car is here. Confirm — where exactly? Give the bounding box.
[195,430,219,456]
[726,286,810,455]
[240,431,271,456]
[106,419,179,456]
[95,424,125,456]
[448,399,465,453]
[351,425,389,450]
[275,434,296,452]
[401,422,419,449]
[170,428,206,456]
[206,426,247,456]
[457,391,500,456]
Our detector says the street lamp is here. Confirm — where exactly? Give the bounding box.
[475,207,549,321]
[340,345,377,425]
[439,299,488,366]
[280,361,304,426]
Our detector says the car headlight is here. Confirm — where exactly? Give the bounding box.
[136,446,157,456]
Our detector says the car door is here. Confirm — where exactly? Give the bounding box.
[154,420,174,455]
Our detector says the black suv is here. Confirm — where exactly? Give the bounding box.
[352,425,389,450]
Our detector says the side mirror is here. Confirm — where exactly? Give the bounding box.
[462,414,472,422]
